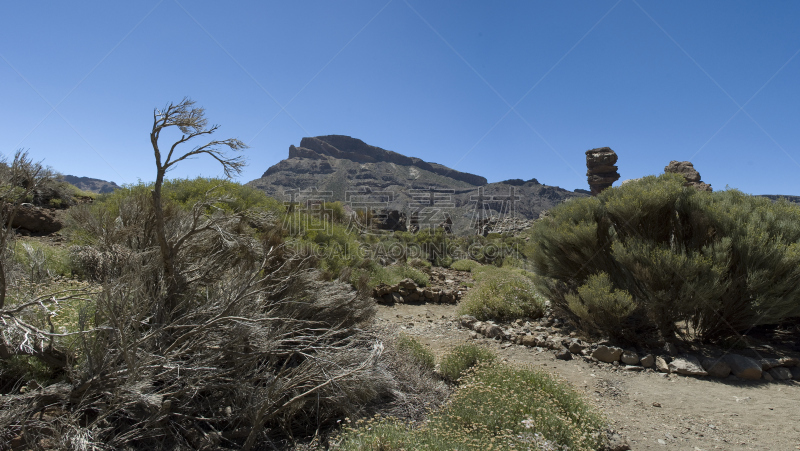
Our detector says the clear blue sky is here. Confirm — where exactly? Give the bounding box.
[2,1,798,195]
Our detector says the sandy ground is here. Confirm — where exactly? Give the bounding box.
[376,302,800,451]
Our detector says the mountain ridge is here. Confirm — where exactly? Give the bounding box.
[247,135,585,233]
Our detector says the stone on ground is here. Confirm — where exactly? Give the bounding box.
[668,355,708,376]
[768,367,792,381]
[723,354,762,380]
[700,357,732,378]
[639,354,655,368]
[592,345,623,363]
[620,350,639,365]
[655,356,670,373]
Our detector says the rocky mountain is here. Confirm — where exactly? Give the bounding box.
[62,175,120,194]
[759,194,800,205]
[247,135,587,233]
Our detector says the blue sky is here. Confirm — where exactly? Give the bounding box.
[1,1,798,195]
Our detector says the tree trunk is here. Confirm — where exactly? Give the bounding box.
[152,172,182,321]
[0,261,6,310]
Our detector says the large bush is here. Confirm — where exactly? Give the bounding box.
[532,173,800,342]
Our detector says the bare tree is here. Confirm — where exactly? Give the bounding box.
[149,98,247,316]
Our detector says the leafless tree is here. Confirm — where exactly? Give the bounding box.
[149,98,247,318]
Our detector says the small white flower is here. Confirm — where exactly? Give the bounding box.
[521,418,535,429]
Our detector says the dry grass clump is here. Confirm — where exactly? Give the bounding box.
[333,363,606,451]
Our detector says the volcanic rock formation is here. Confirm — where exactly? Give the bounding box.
[248,136,587,230]
[585,147,620,195]
[664,161,712,192]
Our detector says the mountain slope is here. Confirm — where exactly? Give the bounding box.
[247,135,586,233]
[62,175,120,194]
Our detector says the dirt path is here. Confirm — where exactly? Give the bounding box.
[376,302,800,450]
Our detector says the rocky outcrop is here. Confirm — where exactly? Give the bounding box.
[279,135,488,186]
[474,216,535,236]
[249,136,587,230]
[586,147,620,195]
[62,175,120,194]
[664,161,712,192]
[373,278,460,305]
[4,204,63,234]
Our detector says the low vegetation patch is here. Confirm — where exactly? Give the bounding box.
[395,334,435,371]
[457,266,545,322]
[450,259,481,272]
[333,363,606,451]
[365,263,429,288]
[438,343,495,382]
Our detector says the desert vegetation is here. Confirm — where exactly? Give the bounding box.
[457,266,545,322]
[334,351,606,451]
[5,98,800,450]
[532,173,800,343]
[0,100,411,449]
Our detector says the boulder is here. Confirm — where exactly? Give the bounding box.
[668,355,708,376]
[768,367,792,381]
[759,358,782,371]
[655,356,670,373]
[521,335,537,347]
[620,350,639,365]
[723,354,762,380]
[592,345,623,363]
[373,283,392,297]
[568,340,586,354]
[7,204,63,234]
[606,431,631,451]
[459,315,477,329]
[398,278,417,290]
[484,324,504,339]
[390,292,403,304]
[639,354,655,368]
[780,356,800,367]
[664,161,712,192]
[700,357,732,378]
[585,148,620,195]
[555,348,572,360]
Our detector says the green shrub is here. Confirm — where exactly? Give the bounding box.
[162,177,283,213]
[366,263,429,288]
[12,241,72,281]
[457,267,545,321]
[395,334,435,371]
[532,174,800,341]
[565,272,636,335]
[408,257,431,269]
[438,344,495,382]
[450,259,480,272]
[334,363,606,451]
